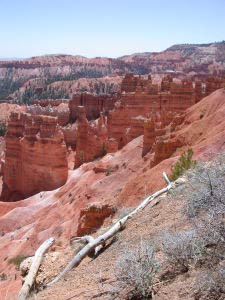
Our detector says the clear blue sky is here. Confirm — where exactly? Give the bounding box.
[0,0,224,58]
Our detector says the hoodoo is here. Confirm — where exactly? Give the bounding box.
[0,112,68,201]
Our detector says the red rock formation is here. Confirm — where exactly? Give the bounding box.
[0,103,25,124]
[205,76,225,96]
[161,74,173,92]
[121,73,139,92]
[77,203,115,236]
[121,74,157,94]
[61,123,77,150]
[72,74,224,169]
[126,116,147,144]
[69,93,117,122]
[75,107,109,168]
[105,138,118,153]
[151,138,182,167]
[69,74,223,166]
[108,75,200,150]
[27,103,70,126]
[0,112,68,201]
[164,80,196,111]
[142,108,186,162]
[142,118,156,156]
[194,81,203,103]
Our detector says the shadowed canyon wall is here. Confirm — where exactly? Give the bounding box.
[69,93,117,122]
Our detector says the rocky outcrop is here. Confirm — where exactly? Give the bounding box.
[105,138,118,153]
[151,138,182,167]
[27,103,70,126]
[77,203,115,236]
[205,76,225,96]
[75,108,111,168]
[121,73,140,92]
[69,93,117,122]
[194,81,203,103]
[142,109,185,163]
[61,123,77,150]
[0,103,25,124]
[0,112,68,201]
[72,74,224,169]
[161,75,173,92]
[108,74,205,151]
[142,118,156,156]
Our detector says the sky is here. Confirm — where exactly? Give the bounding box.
[0,0,225,58]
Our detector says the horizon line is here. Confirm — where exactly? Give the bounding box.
[1,40,224,62]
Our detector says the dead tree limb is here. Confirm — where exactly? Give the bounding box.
[47,172,171,286]
[70,235,95,245]
[18,237,55,300]
[70,235,103,256]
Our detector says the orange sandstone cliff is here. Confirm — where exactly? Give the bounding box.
[0,112,68,201]
[74,107,111,168]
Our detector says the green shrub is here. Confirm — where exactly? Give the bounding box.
[169,148,196,181]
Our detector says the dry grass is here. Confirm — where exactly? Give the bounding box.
[115,241,159,299]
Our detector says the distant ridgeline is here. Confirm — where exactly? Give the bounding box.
[0,41,225,103]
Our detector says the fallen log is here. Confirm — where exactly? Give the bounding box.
[18,237,55,300]
[47,172,171,286]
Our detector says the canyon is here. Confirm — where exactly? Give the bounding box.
[1,73,225,201]
[0,68,225,298]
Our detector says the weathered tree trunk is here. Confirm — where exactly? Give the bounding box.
[18,237,55,300]
[47,172,171,286]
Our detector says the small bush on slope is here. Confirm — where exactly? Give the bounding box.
[168,148,196,182]
[164,154,225,299]
[161,229,206,272]
[194,267,225,300]
[185,157,225,218]
[115,241,159,299]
